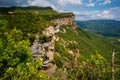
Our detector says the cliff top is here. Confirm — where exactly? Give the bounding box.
[0,6,74,20]
[0,6,75,44]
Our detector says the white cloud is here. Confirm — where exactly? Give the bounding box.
[110,7,120,11]
[75,10,100,20]
[73,11,80,15]
[96,10,114,19]
[50,4,58,10]
[86,0,95,7]
[58,10,65,12]
[100,0,111,5]
[22,0,58,10]
[57,0,82,6]
[109,7,120,20]
[86,0,112,7]
[17,0,119,21]
[76,15,91,21]
[103,10,109,15]
[26,0,51,7]
[86,2,95,7]
[75,9,117,20]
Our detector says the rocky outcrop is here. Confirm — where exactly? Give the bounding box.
[31,25,60,72]
[51,16,75,25]
[31,14,75,76]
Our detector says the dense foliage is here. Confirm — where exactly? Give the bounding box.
[54,41,112,80]
[0,28,49,80]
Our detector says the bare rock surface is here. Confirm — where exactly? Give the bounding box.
[30,16,75,76]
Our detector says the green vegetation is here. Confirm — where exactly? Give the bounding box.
[76,20,120,46]
[0,29,49,80]
[76,20,120,37]
[0,6,53,14]
[54,41,73,68]
[58,25,120,59]
[39,35,52,43]
[0,7,53,79]
[53,24,120,80]
[0,6,74,21]
[54,42,112,79]
[0,6,120,80]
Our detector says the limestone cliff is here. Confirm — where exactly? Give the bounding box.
[31,25,60,66]
[30,14,75,75]
[51,16,75,25]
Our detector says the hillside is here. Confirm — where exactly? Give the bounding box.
[58,25,120,59]
[54,24,120,80]
[0,6,120,80]
[76,20,120,38]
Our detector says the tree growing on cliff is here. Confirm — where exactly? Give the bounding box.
[0,29,49,80]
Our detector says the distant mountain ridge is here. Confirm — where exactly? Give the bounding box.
[0,6,53,10]
[76,20,120,38]
[0,6,53,13]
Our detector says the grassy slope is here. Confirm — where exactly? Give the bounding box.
[58,25,120,62]
[54,24,120,79]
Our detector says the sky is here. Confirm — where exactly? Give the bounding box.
[0,0,120,21]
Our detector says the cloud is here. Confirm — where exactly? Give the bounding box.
[86,2,95,7]
[109,7,120,20]
[92,7,120,20]
[0,0,30,7]
[0,0,120,21]
[110,7,120,11]
[86,0,95,7]
[73,11,80,15]
[100,0,111,5]
[75,8,118,21]
[0,0,57,10]
[85,0,112,7]
[76,14,92,21]
[21,0,58,10]
[75,10,100,20]
[57,0,82,6]
[26,0,51,7]
[96,10,114,18]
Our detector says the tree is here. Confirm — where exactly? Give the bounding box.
[86,53,111,80]
[0,29,49,80]
[0,20,8,36]
[72,53,111,80]
[1,58,49,80]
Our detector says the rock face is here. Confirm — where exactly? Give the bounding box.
[51,16,75,25]
[31,25,60,60]
[31,16,75,75]
[31,25,60,65]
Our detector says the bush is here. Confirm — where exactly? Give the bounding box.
[39,35,52,43]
